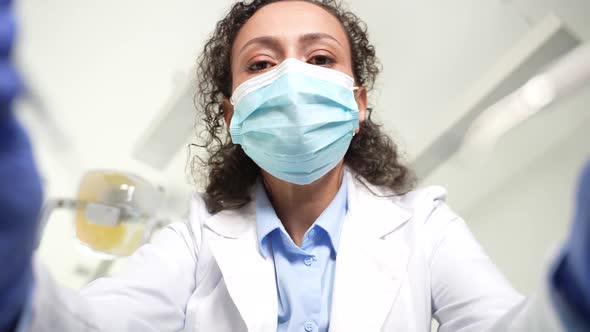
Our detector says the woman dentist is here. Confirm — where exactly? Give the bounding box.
[1,0,590,331]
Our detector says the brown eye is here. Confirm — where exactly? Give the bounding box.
[247,61,273,72]
[308,55,334,67]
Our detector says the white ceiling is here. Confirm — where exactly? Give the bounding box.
[15,0,590,290]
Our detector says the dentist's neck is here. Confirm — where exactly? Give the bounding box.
[261,162,345,247]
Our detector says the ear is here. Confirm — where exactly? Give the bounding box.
[222,97,234,130]
[354,86,368,134]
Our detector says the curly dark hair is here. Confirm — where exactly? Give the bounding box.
[192,0,415,213]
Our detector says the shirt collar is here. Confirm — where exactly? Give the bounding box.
[255,173,349,258]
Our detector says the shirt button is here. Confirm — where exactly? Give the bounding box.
[303,256,314,266]
[304,322,315,332]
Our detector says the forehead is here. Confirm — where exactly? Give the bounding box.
[232,1,350,53]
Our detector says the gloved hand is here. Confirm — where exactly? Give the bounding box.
[554,160,590,321]
[0,1,44,330]
[0,113,43,331]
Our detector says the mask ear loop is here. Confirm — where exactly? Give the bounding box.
[351,86,360,137]
[351,85,374,122]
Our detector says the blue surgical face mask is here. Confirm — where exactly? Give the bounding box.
[229,58,360,185]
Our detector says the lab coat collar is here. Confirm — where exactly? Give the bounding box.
[344,170,413,237]
[203,170,414,331]
[204,201,278,331]
[329,171,414,331]
[204,170,413,240]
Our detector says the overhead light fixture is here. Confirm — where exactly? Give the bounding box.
[412,15,581,179]
[37,170,167,259]
[461,42,590,156]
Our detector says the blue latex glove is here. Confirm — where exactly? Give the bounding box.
[554,160,590,321]
[0,113,43,331]
[0,1,44,330]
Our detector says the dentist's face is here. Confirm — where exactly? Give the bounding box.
[222,0,369,187]
[223,0,367,133]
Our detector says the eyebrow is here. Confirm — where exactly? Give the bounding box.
[299,32,342,47]
[239,36,283,54]
[239,32,342,54]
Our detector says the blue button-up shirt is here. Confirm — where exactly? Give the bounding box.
[256,178,348,332]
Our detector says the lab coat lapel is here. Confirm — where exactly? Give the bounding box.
[205,203,278,332]
[329,173,413,331]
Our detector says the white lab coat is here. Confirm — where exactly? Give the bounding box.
[30,171,566,331]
